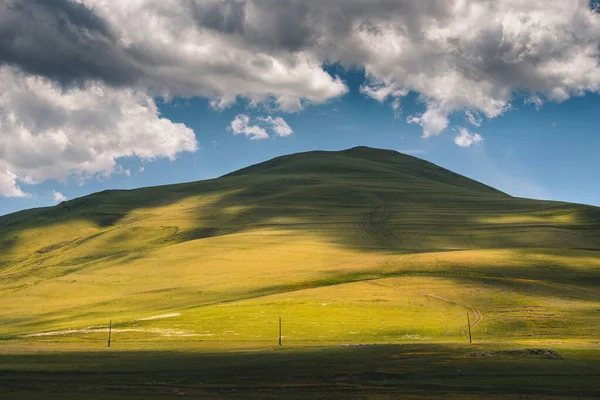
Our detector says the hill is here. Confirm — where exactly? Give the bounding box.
[0,146,599,344]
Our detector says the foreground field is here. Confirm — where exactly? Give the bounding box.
[1,342,600,399]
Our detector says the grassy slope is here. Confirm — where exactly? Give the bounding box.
[0,146,599,345]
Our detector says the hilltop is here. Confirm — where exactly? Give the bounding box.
[0,146,599,344]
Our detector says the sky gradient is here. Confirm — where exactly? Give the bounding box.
[0,0,599,215]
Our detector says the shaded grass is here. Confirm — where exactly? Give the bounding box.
[1,148,598,266]
[1,343,600,399]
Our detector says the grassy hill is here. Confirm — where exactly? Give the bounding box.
[1,146,599,345]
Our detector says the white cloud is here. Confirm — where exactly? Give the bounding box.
[454,128,484,148]
[360,77,409,118]
[10,0,598,127]
[230,114,269,140]
[70,0,349,112]
[0,166,28,198]
[208,98,237,112]
[229,114,293,139]
[407,105,450,138]
[139,167,145,173]
[360,78,407,103]
[525,96,544,110]
[0,66,198,197]
[343,0,600,132]
[52,190,67,203]
[115,165,131,176]
[465,110,483,127]
[258,116,294,137]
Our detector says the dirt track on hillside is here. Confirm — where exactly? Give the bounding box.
[368,280,483,334]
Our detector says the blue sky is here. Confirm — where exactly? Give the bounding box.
[2,67,599,216]
[1,1,599,216]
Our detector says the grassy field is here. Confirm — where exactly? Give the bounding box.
[1,342,600,399]
[0,147,599,398]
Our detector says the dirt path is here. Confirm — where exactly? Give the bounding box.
[368,281,483,334]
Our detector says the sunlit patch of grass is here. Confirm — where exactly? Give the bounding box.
[476,212,577,224]
[2,243,597,344]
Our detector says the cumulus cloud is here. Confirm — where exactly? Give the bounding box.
[116,165,132,177]
[0,167,28,198]
[0,0,348,111]
[230,114,269,140]
[5,0,598,120]
[0,0,137,86]
[145,0,598,133]
[346,0,600,132]
[257,116,294,137]
[454,128,484,148]
[52,190,67,203]
[230,114,293,139]
[360,78,408,117]
[407,105,451,138]
[0,66,197,196]
[1,0,600,196]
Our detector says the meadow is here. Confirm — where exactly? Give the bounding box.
[0,147,599,398]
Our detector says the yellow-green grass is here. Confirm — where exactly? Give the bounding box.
[1,230,598,343]
[0,147,598,345]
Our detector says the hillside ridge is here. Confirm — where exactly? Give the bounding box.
[223,146,506,195]
[0,146,509,222]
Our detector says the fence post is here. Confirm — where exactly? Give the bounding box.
[467,312,472,344]
[278,317,282,346]
[108,320,112,347]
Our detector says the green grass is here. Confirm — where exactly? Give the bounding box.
[0,146,599,398]
[1,343,600,399]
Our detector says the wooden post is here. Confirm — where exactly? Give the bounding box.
[467,312,472,344]
[278,317,282,346]
[108,320,112,347]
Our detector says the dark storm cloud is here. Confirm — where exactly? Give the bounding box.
[186,0,319,52]
[187,0,247,36]
[183,0,455,54]
[0,0,139,86]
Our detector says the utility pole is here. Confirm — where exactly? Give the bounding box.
[278,317,282,346]
[108,320,112,347]
[466,312,472,344]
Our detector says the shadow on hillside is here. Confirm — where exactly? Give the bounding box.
[3,256,598,339]
[0,173,599,264]
[1,343,599,399]
[194,262,600,309]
